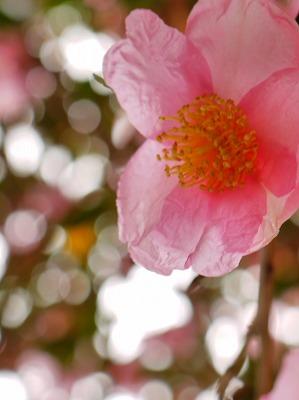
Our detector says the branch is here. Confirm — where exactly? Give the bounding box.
[255,243,275,397]
[217,241,275,399]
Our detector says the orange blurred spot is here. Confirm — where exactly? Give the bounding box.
[66,223,96,260]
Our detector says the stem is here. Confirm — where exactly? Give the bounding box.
[217,242,275,400]
[255,243,275,398]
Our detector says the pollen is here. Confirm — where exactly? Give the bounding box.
[157,94,259,192]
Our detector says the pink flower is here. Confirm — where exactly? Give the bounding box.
[261,349,299,400]
[104,0,299,276]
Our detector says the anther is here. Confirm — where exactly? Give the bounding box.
[157,94,258,192]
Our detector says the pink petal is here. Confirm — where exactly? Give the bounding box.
[103,9,212,137]
[118,139,267,275]
[128,186,211,275]
[190,187,287,276]
[186,0,299,102]
[282,189,299,222]
[186,180,267,276]
[248,191,285,253]
[133,181,266,276]
[185,227,243,277]
[240,68,299,196]
[117,139,178,246]
[279,148,299,222]
[261,349,299,400]
[256,141,296,197]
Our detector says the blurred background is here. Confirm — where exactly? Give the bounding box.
[0,0,299,399]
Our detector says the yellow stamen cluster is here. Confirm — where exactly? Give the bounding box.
[157,94,258,192]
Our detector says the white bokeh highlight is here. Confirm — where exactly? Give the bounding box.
[2,289,33,328]
[5,124,45,177]
[271,301,299,346]
[58,154,107,200]
[4,210,47,250]
[105,393,139,400]
[0,371,28,400]
[40,145,72,186]
[195,387,219,400]
[206,317,243,374]
[59,25,115,82]
[98,265,194,363]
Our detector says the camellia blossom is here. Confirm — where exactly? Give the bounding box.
[104,0,299,276]
[261,349,299,400]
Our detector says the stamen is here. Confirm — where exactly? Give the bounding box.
[157,94,258,192]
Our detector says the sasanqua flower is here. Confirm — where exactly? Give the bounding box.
[104,0,299,276]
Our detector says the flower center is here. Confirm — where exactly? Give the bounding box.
[157,94,259,192]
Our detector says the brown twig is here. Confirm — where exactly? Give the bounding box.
[217,241,275,399]
[217,322,255,399]
[255,243,274,397]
